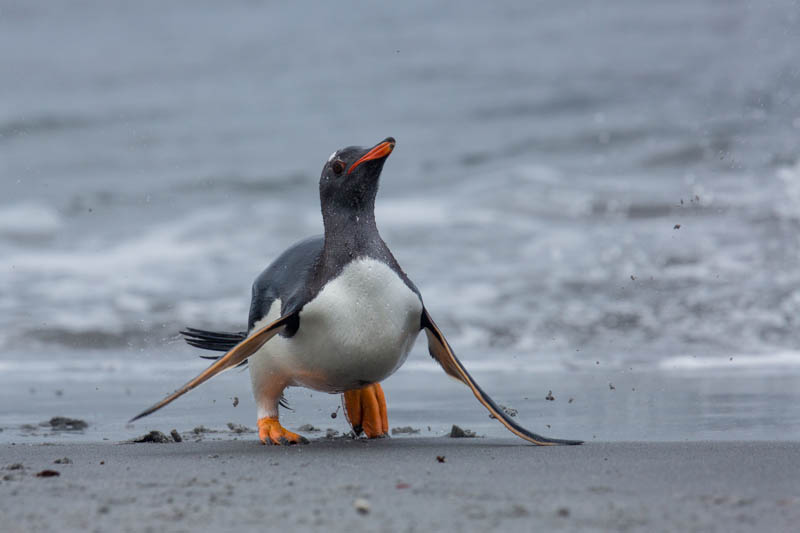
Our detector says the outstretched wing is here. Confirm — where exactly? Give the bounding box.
[421,308,583,446]
[129,312,296,422]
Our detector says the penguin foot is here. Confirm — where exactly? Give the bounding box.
[343,383,389,438]
[257,417,309,445]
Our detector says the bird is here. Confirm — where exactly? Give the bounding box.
[131,137,582,446]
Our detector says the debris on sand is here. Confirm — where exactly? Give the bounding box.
[36,470,60,478]
[436,455,446,463]
[232,396,239,408]
[391,426,420,435]
[545,391,555,401]
[609,383,616,391]
[226,422,254,434]
[133,431,172,443]
[449,425,476,438]
[53,457,72,464]
[170,429,182,443]
[325,428,340,439]
[298,424,320,432]
[330,406,340,419]
[557,507,571,518]
[568,397,574,404]
[673,224,681,230]
[353,498,370,515]
[510,504,530,517]
[46,417,88,431]
[192,425,220,434]
[6,463,23,470]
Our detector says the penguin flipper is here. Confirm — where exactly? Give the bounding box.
[420,308,583,446]
[130,312,296,423]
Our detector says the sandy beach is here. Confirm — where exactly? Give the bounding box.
[2,437,798,532]
[3,1,800,532]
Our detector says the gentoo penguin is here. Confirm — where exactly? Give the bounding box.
[131,137,582,446]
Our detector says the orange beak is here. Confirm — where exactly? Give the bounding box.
[348,139,395,175]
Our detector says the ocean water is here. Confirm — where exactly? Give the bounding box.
[2,0,800,443]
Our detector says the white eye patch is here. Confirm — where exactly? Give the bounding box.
[328,151,337,162]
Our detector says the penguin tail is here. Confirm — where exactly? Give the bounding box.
[180,327,248,366]
[180,327,247,352]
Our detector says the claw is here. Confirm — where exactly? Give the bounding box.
[258,417,308,445]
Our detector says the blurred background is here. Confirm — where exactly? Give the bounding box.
[2,0,799,443]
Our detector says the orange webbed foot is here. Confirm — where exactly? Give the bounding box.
[257,417,309,445]
[343,383,389,438]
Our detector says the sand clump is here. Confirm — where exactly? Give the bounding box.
[391,426,420,435]
[449,425,476,438]
[46,417,88,431]
[133,431,172,443]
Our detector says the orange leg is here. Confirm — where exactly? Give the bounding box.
[342,383,389,438]
[257,417,309,445]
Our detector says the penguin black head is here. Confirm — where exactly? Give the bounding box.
[319,137,395,213]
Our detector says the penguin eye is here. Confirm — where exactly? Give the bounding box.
[331,160,346,175]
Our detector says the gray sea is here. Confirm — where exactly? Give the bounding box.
[2,0,800,444]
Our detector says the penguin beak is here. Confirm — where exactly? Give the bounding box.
[348,137,396,175]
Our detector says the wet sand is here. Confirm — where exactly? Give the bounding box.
[1,438,798,532]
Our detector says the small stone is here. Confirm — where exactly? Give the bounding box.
[6,463,23,470]
[436,455,446,463]
[133,430,172,443]
[325,428,340,439]
[353,498,370,515]
[170,429,182,442]
[35,469,60,478]
[53,457,72,464]
[568,397,574,404]
[673,224,681,230]
[297,424,319,432]
[510,504,529,517]
[545,391,555,401]
[609,383,616,391]
[557,507,570,517]
[226,422,253,434]
[47,417,88,431]
[391,426,420,435]
[232,396,239,407]
[449,425,476,438]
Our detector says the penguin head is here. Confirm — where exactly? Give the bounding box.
[319,137,395,212]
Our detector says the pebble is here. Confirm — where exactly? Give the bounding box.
[353,498,370,515]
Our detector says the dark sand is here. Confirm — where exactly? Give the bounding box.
[1,438,798,532]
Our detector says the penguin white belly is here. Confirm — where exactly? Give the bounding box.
[249,258,422,393]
